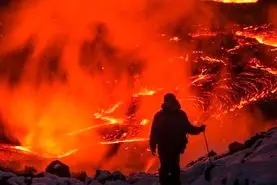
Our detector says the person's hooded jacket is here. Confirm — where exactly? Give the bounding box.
[149,93,204,155]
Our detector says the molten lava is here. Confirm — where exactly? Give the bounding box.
[0,0,276,173]
[236,30,277,48]
[209,0,258,3]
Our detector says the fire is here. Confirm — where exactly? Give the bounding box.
[236,30,277,48]
[133,88,159,97]
[208,0,258,3]
[0,0,276,173]
[139,119,149,126]
[100,138,148,145]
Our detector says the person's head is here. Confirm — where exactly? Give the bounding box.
[164,93,176,103]
[162,93,181,111]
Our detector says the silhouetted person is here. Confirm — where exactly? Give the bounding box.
[150,93,206,185]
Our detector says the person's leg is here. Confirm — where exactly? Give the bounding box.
[170,154,181,185]
[159,154,171,185]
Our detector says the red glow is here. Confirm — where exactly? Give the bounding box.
[0,0,276,173]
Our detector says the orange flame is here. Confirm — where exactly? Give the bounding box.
[236,30,277,48]
[0,0,276,174]
[208,0,258,3]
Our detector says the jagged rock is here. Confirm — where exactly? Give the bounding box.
[32,177,57,185]
[6,176,26,185]
[189,174,210,185]
[34,172,44,178]
[111,171,126,181]
[186,156,206,168]
[88,181,102,185]
[104,180,130,185]
[68,178,84,185]
[244,133,265,148]
[208,150,217,157]
[56,178,71,185]
[24,177,32,185]
[85,177,93,185]
[126,176,138,184]
[204,162,216,182]
[85,178,102,185]
[44,172,59,179]
[0,127,276,185]
[57,177,84,185]
[0,171,16,180]
[45,160,70,177]
[131,175,158,185]
[132,178,158,185]
[267,127,277,134]
[228,141,245,153]
[72,171,87,182]
[94,170,112,183]
[127,172,154,184]
[17,166,37,177]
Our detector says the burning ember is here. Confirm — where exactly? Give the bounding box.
[0,0,276,173]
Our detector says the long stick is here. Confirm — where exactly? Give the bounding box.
[197,115,211,161]
[203,131,211,162]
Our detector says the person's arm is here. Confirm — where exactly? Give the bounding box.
[149,113,159,155]
[182,112,205,135]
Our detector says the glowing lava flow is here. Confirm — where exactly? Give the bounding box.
[100,138,148,145]
[0,144,78,159]
[0,4,276,172]
[208,0,258,3]
[236,29,277,48]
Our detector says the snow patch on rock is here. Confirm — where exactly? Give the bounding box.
[0,127,277,185]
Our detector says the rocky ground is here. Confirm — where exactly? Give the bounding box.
[1,127,277,185]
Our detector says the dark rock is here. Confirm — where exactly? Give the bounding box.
[72,171,87,182]
[44,172,59,179]
[105,180,129,185]
[45,160,71,178]
[85,177,93,185]
[32,177,57,185]
[267,127,277,134]
[7,176,26,185]
[127,172,153,184]
[186,155,208,168]
[111,171,126,181]
[208,150,217,157]
[126,177,138,184]
[0,171,16,181]
[34,172,44,178]
[24,176,32,185]
[58,178,83,185]
[87,180,102,185]
[94,170,112,184]
[204,163,216,182]
[18,166,37,177]
[221,177,227,185]
[244,133,264,148]
[185,161,195,168]
[0,180,9,185]
[241,152,252,163]
[228,141,245,153]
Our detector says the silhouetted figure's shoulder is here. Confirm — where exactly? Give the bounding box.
[152,110,165,120]
[155,110,163,116]
[179,109,188,116]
